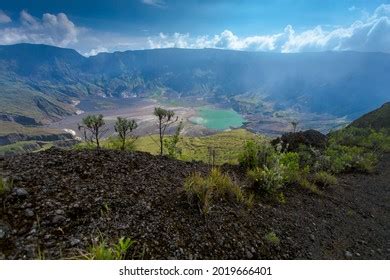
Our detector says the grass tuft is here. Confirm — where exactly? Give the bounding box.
[264,231,280,246]
[184,168,250,215]
[0,176,13,195]
[313,171,337,187]
[81,236,135,260]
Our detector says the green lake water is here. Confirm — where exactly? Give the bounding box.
[190,107,245,130]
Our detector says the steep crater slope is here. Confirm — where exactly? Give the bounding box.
[1,44,390,125]
[349,102,390,130]
[1,148,389,259]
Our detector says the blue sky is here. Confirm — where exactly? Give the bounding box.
[0,0,390,55]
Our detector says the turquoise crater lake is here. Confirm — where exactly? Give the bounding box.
[190,107,245,130]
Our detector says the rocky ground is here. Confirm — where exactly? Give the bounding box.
[0,148,389,259]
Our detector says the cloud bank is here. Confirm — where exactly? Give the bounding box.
[1,4,390,55]
[148,4,390,53]
[84,46,108,57]
[0,10,78,47]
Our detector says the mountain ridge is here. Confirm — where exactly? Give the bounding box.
[1,43,389,127]
[349,102,390,131]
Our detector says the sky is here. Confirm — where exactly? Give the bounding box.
[0,0,390,56]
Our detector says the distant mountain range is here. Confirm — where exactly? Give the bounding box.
[1,43,389,125]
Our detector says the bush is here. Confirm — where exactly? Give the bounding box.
[264,231,280,246]
[209,168,245,202]
[298,177,321,195]
[246,150,300,197]
[328,127,390,152]
[0,176,13,195]
[279,152,300,183]
[295,144,328,171]
[239,140,274,169]
[325,144,378,173]
[184,173,212,214]
[184,168,247,214]
[82,237,135,260]
[321,127,390,174]
[247,166,284,195]
[313,171,337,187]
[291,166,321,195]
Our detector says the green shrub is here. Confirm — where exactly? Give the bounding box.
[184,172,212,214]
[295,144,328,171]
[325,144,378,173]
[245,193,255,208]
[328,127,390,152]
[239,140,274,169]
[313,171,337,187]
[209,168,245,202]
[264,231,280,246]
[355,152,378,173]
[279,152,300,183]
[298,177,321,195]
[184,168,247,214]
[276,192,286,204]
[83,237,135,260]
[247,166,284,195]
[0,176,13,195]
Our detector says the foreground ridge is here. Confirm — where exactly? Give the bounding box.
[0,148,389,259]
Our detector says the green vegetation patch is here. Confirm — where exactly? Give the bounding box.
[184,168,250,215]
[135,129,263,165]
[75,128,263,165]
[80,237,135,260]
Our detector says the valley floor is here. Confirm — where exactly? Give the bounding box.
[0,149,389,259]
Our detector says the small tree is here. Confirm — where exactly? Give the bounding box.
[79,114,107,149]
[164,120,183,158]
[114,117,138,151]
[78,123,91,143]
[154,107,178,155]
[291,120,299,133]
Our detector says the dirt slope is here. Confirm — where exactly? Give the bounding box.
[0,148,389,259]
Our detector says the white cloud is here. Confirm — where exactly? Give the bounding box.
[141,0,165,8]
[148,4,390,53]
[0,10,11,23]
[348,6,357,12]
[0,10,78,47]
[3,4,390,55]
[83,46,108,57]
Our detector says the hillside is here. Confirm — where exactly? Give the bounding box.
[120,129,262,165]
[349,102,390,131]
[1,148,389,259]
[1,44,390,127]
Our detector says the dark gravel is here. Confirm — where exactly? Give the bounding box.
[0,148,389,259]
